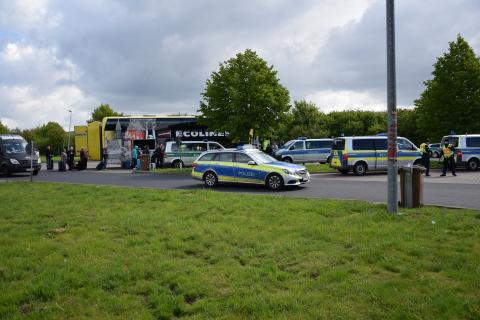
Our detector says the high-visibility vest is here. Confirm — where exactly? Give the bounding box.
[443,146,453,158]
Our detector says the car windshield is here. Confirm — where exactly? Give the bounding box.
[250,151,277,164]
[281,140,295,149]
[2,139,30,154]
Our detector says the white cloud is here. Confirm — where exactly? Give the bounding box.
[306,89,386,113]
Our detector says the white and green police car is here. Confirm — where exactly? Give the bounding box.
[192,145,310,190]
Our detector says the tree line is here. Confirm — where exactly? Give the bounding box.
[2,35,479,151]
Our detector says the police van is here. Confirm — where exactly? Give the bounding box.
[274,137,333,164]
[441,134,480,171]
[330,135,422,175]
[164,140,225,168]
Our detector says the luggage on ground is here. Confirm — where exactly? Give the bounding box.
[58,160,66,172]
[96,161,106,170]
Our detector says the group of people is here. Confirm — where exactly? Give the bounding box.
[45,145,88,171]
[419,141,456,176]
[130,144,165,169]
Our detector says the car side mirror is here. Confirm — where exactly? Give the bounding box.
[247,161,256,166]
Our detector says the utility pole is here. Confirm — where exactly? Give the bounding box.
[386,0,398,213]
[67,110,72,149]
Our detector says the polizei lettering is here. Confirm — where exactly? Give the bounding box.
[175,130,229,138]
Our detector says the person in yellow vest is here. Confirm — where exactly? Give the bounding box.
[440,142,456,176]
[419,141,431,176]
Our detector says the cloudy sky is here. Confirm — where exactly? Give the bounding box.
[1,0,479,129]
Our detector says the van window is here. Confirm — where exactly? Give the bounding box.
[374,139,387,150]
[306,141,321,149]
[466,137,480,147]
[352,139,375,150]
[198,153,216,161]
[290,141,304,150]
[191,143,207,152]
[218,152,234,162]
[441,136,459,147]
[208,142,223,150]
[397,139,416,151]
[332,139,345,150]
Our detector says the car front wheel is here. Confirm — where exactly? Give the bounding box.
[266,173,284,190]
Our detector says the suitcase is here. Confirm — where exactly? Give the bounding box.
[123,160,131,169]
[96,161,106,170]
[58,160,66,172]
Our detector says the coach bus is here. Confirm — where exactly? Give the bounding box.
[74,115,230,162]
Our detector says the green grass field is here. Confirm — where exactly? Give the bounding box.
[1,182,479,319]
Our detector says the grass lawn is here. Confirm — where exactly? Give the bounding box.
[1,183,479,319]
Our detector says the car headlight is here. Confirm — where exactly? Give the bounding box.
[283,168,295,175]
[10,158,20,165]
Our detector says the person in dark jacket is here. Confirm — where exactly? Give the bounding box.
[78,147,88,170]
[153,144,165,168]
[45,145,53,170]
[67,146,75,170]
[102,147,109,168]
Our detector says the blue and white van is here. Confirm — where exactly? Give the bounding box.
[441,134,480,171]
[274,138,333,164]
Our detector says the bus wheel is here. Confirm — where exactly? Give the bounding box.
[172,160,184,169]
[467,158,479,171]
[203,171,218,188]
[353,162,367,176]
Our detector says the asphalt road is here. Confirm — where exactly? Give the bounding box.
[2,168,480,210]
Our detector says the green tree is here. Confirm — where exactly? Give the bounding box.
[198,49,290,141]
[278,100,328,140]
[0,121,9,134]
[89,103,123,123]
[415,35,480,141]
[397,108,422,145]
[22,122,66,154]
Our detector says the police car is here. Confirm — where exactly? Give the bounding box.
[191,145,310,190]
[441,134,480,171]
[274,137,333,164]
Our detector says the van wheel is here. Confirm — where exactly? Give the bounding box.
[203,171,218,188]
[413,159,423,166]
[467,158,479,171]
[338,169,349,175]
[353,162,367,176]
[266,173,284,190]
[172,160,184,169]
[283,157,292,163]
[1,164,11,177]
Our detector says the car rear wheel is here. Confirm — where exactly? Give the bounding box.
[467,158,479,171]
[266,173,284,190]
[203,171,218,188]
[353,162,367,176]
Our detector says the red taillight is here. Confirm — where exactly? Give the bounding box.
[457,150,462,158]
[342,153,348,161]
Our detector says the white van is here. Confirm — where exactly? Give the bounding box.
[164,140,224,168]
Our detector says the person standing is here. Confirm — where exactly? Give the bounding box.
[419,141,431,176]
[78,147,88,170]
[102,147,109,169]
[440,142,456,176]
[67,146,75,170]
[156,143,165,168]
[131,145,139,169]
[45,145,53,170]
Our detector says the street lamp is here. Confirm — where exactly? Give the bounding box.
[67,110,72,150]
